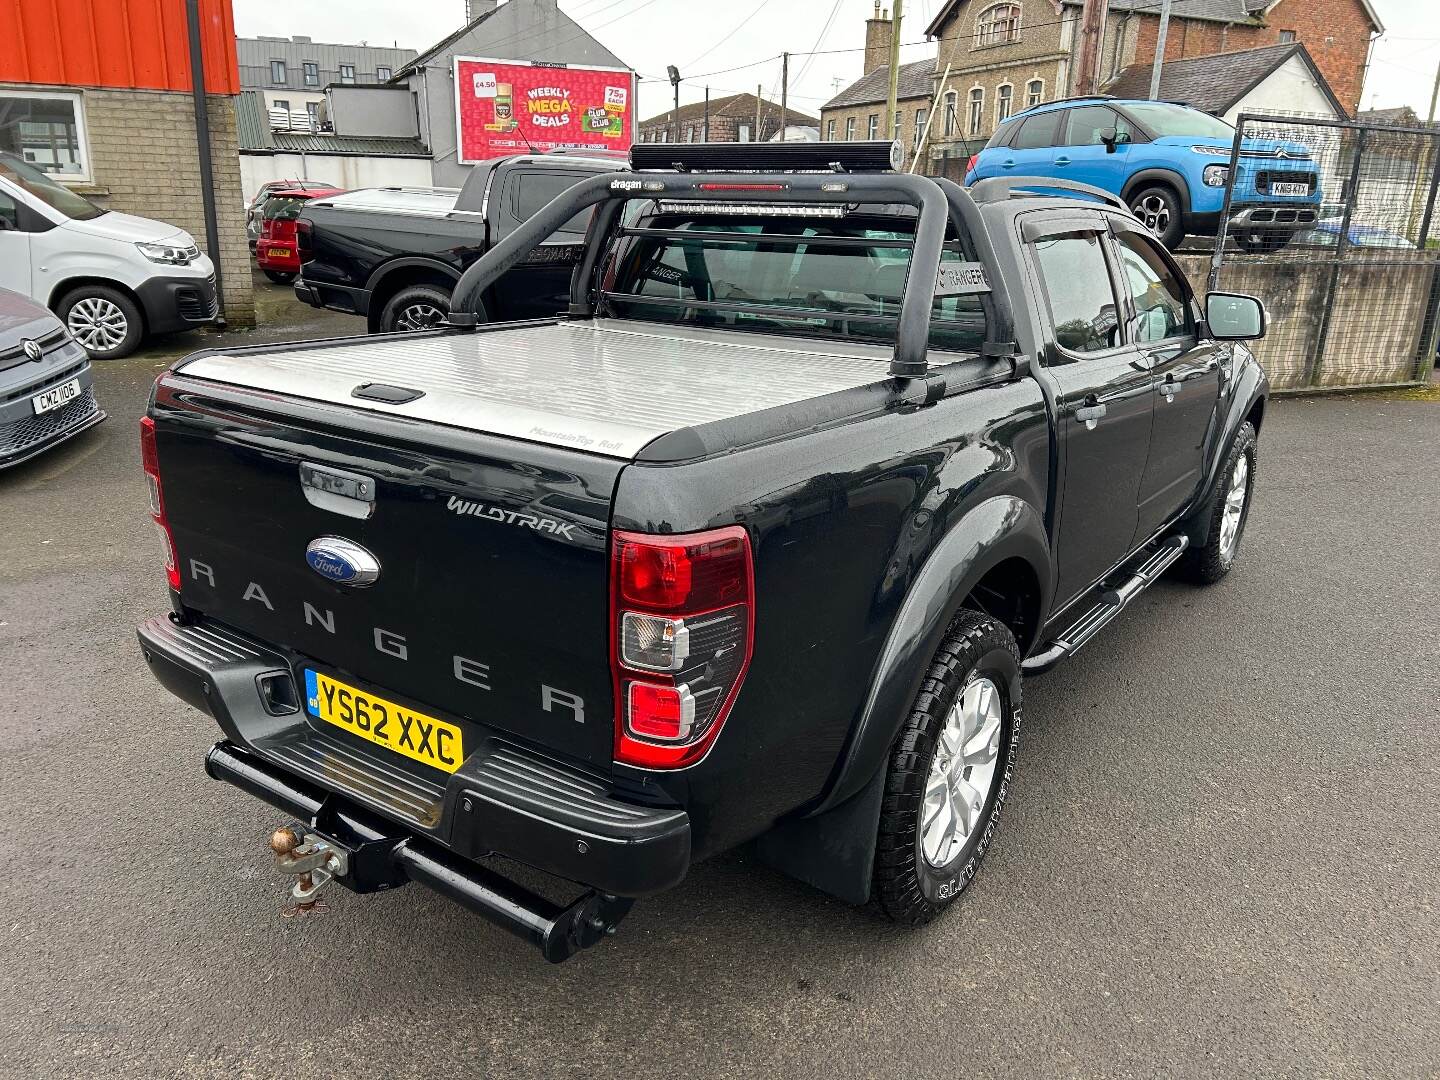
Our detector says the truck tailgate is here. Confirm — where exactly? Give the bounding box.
[150,379,624,770]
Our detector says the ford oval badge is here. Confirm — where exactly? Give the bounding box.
[305,537,380,587]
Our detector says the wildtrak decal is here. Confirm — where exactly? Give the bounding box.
[446,497,578,540]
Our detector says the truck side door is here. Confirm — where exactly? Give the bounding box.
[1024,211,1155,607]
[483,165,595,320]
[0,186,34,298]
[1110,221,1222,538]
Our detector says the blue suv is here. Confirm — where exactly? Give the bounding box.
[965,97,1321,250]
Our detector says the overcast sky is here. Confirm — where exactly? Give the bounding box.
[233,0,1440,122]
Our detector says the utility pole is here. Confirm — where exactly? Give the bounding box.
[780,52,790,140]
[1074,0,1106,97]
[667,64,680,139]
[1429,59,1440,124]
[704,86,711,141]
[1148,0,1173,100]
[756,84,763,141]
[886,0,903,139]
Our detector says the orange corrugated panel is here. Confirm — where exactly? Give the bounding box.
[0,0,238,94]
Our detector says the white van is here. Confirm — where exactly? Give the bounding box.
[0,153,219,360]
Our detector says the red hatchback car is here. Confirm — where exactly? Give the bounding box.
[255,187,344,284]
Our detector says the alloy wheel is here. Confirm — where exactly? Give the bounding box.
[67,297,129,353]
[1219,453,1250,561]
[1133,194,1171,234]
[921,675,1004,868]
[395,302,447,331]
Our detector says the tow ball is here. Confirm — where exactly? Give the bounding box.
[270,826,348,918]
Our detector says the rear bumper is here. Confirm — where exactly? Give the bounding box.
[136,614,691,902]
[293,279,369,317]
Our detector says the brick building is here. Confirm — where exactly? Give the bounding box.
[639,93,816,144]
[0,0,254,325]
[822,0,1381,175]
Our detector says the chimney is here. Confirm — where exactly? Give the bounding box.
[865,3,894,76]
[465,0,499,21]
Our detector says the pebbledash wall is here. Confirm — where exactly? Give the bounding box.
[77,89,253,326]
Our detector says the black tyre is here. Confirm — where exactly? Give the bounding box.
[56,284,144,361]
[1128,183,1185,249]
[1181,421,1257,585]
[872,609,1021,926]
[263,269,296,284]
[380,284,452,333]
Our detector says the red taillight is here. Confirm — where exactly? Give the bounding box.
[966,154,979,175]
[611,527,754,769]
[296,218,314,262]
[140,416,181,591]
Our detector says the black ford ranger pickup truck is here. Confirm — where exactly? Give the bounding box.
[137,141,1269,962]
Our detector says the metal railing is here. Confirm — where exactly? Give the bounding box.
[1209,112,1440,392]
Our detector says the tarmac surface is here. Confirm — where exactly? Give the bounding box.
[1,277,1436,1077]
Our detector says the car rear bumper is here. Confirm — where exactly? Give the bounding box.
[136,614,691,903]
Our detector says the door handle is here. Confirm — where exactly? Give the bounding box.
[1055,156,1072,166]
[1073,395,1106,429]
[1157,377,1178,402]
[1001,160,1017,169]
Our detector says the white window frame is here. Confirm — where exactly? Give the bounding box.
[303,61,319,86]
[845,116,856,141]
[270,59,287,84]
[913,107,926,145]
[1026,78,1044,108]
[376,66,392,81]
[867,113,879,140]
[995,83,1013,127]
[943,91,958,137]
[968,87,984,136]
[0,88,92,184]
[974,3,1022,48]
[339,63,356,85]
[826,118,836,141]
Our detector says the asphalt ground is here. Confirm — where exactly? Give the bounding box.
[1,277,1437,1078]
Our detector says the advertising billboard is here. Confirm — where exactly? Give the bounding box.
[454,57,636,164]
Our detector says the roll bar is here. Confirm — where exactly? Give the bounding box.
[448,171,961,380]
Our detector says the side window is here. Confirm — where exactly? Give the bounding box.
[0,189,18,230]
[1063,105,1133,146]
[1113,229,1192,343]
[511,171,592,235]
[1031,232,1121,356]
[1012,111,1062,150]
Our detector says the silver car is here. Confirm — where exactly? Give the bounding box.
[0,287,105,470]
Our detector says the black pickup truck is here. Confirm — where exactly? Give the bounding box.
[293,153,620,333]
[137,141,1268,962]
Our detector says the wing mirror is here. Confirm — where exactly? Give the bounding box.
[1100,128,1132,154]
[1206,291,1267,340]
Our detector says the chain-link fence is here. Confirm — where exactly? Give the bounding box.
[1206,113,1440,392]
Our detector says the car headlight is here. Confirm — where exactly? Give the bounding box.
[1203,164,1230,187]
[1190,145,1232,157]
[136,241,195,265]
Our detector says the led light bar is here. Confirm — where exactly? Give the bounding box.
[629,140,903,174]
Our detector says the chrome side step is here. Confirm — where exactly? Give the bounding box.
[1022,536,1189,675]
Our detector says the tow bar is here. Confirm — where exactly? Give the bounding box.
[208,742,634,961]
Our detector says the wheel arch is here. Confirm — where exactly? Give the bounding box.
[753,496,1051,904]
[1183,356,1268,546]
[1121,168,1192,212]
[47,276,149,340]
[364,258,459,332]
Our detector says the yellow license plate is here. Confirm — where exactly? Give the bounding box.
[267,247,289,257]
[304,670,464,773]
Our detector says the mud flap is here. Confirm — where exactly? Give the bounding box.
[753,766,887,906]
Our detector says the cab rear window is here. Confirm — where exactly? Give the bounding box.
[605,215,986,354]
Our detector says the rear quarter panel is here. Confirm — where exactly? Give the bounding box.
[613,377,1050,857]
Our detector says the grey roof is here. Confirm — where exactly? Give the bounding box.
[1358,106,1435,129]
[234,91,429,157]
[822,58,938,111]
[1103,43,1344,117]
[640,92,816,129]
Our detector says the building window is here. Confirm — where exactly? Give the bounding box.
[0,89,90,182]
[914,108,927,145]
[273,98,290,113]
[894,110,902,139]
[270,60,287,84]
[305,101,320,127]
[303,62,319,86]
[996,84,1013,126]
[826,119,836,140]
[339,64,356,84]
[845,117,856,140]
[975,3,1022,48]
[1278,29,1296,42]
[943,91,958,136]
[377,66,392,81]
[738,122,752,142]
[968,88,984,135]
[867,113,878,139]
[1026,79,1043,108]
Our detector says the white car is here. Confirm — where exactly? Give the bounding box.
[0,153,219,360]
